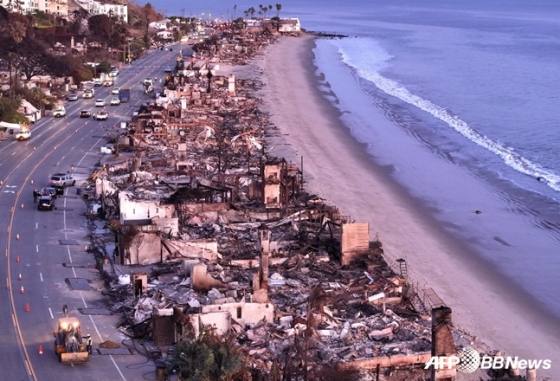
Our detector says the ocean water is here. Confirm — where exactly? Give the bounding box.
[150,0,560,319]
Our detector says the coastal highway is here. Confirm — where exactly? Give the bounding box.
[0,44,184,380]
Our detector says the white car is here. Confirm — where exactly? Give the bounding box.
[111,87,120,95]
[109,69,119,77]
[110,97,120,106]
[95,99,106,107]
[94,111,109,120]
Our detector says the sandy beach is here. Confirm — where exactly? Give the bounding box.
[229,34,560,376]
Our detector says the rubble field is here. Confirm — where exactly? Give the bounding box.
[79,27,531,381]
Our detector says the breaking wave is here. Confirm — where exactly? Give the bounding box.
[331,38,560,192]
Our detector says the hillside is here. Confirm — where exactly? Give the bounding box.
[69,0,163,31]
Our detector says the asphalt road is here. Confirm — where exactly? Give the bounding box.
[0,43,186,381]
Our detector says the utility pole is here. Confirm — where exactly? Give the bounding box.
[180,8,185,59]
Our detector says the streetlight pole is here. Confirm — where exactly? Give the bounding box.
[180,8,185,59]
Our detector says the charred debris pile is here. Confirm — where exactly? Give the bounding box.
[80,28,500,381]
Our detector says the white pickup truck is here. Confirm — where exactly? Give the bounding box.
[16,129,31,140]
[53,105,66,118]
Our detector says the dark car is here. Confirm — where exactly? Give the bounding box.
[37,195,55,211]
[41,187,58,199]
[80,111,91,118]
[164,67,172,73]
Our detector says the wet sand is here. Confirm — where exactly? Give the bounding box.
[230,34,559,376]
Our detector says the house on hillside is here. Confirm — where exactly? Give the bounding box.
[78,0,128,23]
[149,19,171,30]
[156,30,174,41]
[0,0,68,18]
[18,99,41,123]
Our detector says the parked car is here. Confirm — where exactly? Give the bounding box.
[49,173,75,187]
[111,87,120,95]
[67,93,78,101]
[94,111,109,121]
[110,97,120,106]
[37,195,55,211]
[95,99,106,107]
[79,110,91,118]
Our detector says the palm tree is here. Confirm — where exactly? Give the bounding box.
[233,4,237,20]
[276,3,282,18]
[143,3,153,48]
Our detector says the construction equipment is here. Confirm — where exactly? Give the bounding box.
[53,317,89,364]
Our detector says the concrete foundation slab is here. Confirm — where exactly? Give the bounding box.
[59,239,80,245]
[67,278,91,290]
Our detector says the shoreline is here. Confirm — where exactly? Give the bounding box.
[232,34,560,376]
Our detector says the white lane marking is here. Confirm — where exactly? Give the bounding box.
[62,179,126,381]
[48,308,53,319]
[39,273,43,282]
[36,245,38,252]
[35,222,38,229]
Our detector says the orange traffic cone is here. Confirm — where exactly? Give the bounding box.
[15,255,20,262]
[25,303,30,312]
[39,345,43,355]
[18,273,22,281]
[20,286,25,294]
[0,180,3,187]
[16,234,20,240]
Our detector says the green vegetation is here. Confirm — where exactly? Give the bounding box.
[168,325,251,381]
[0,96,27,123]
[243,4,282,19]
